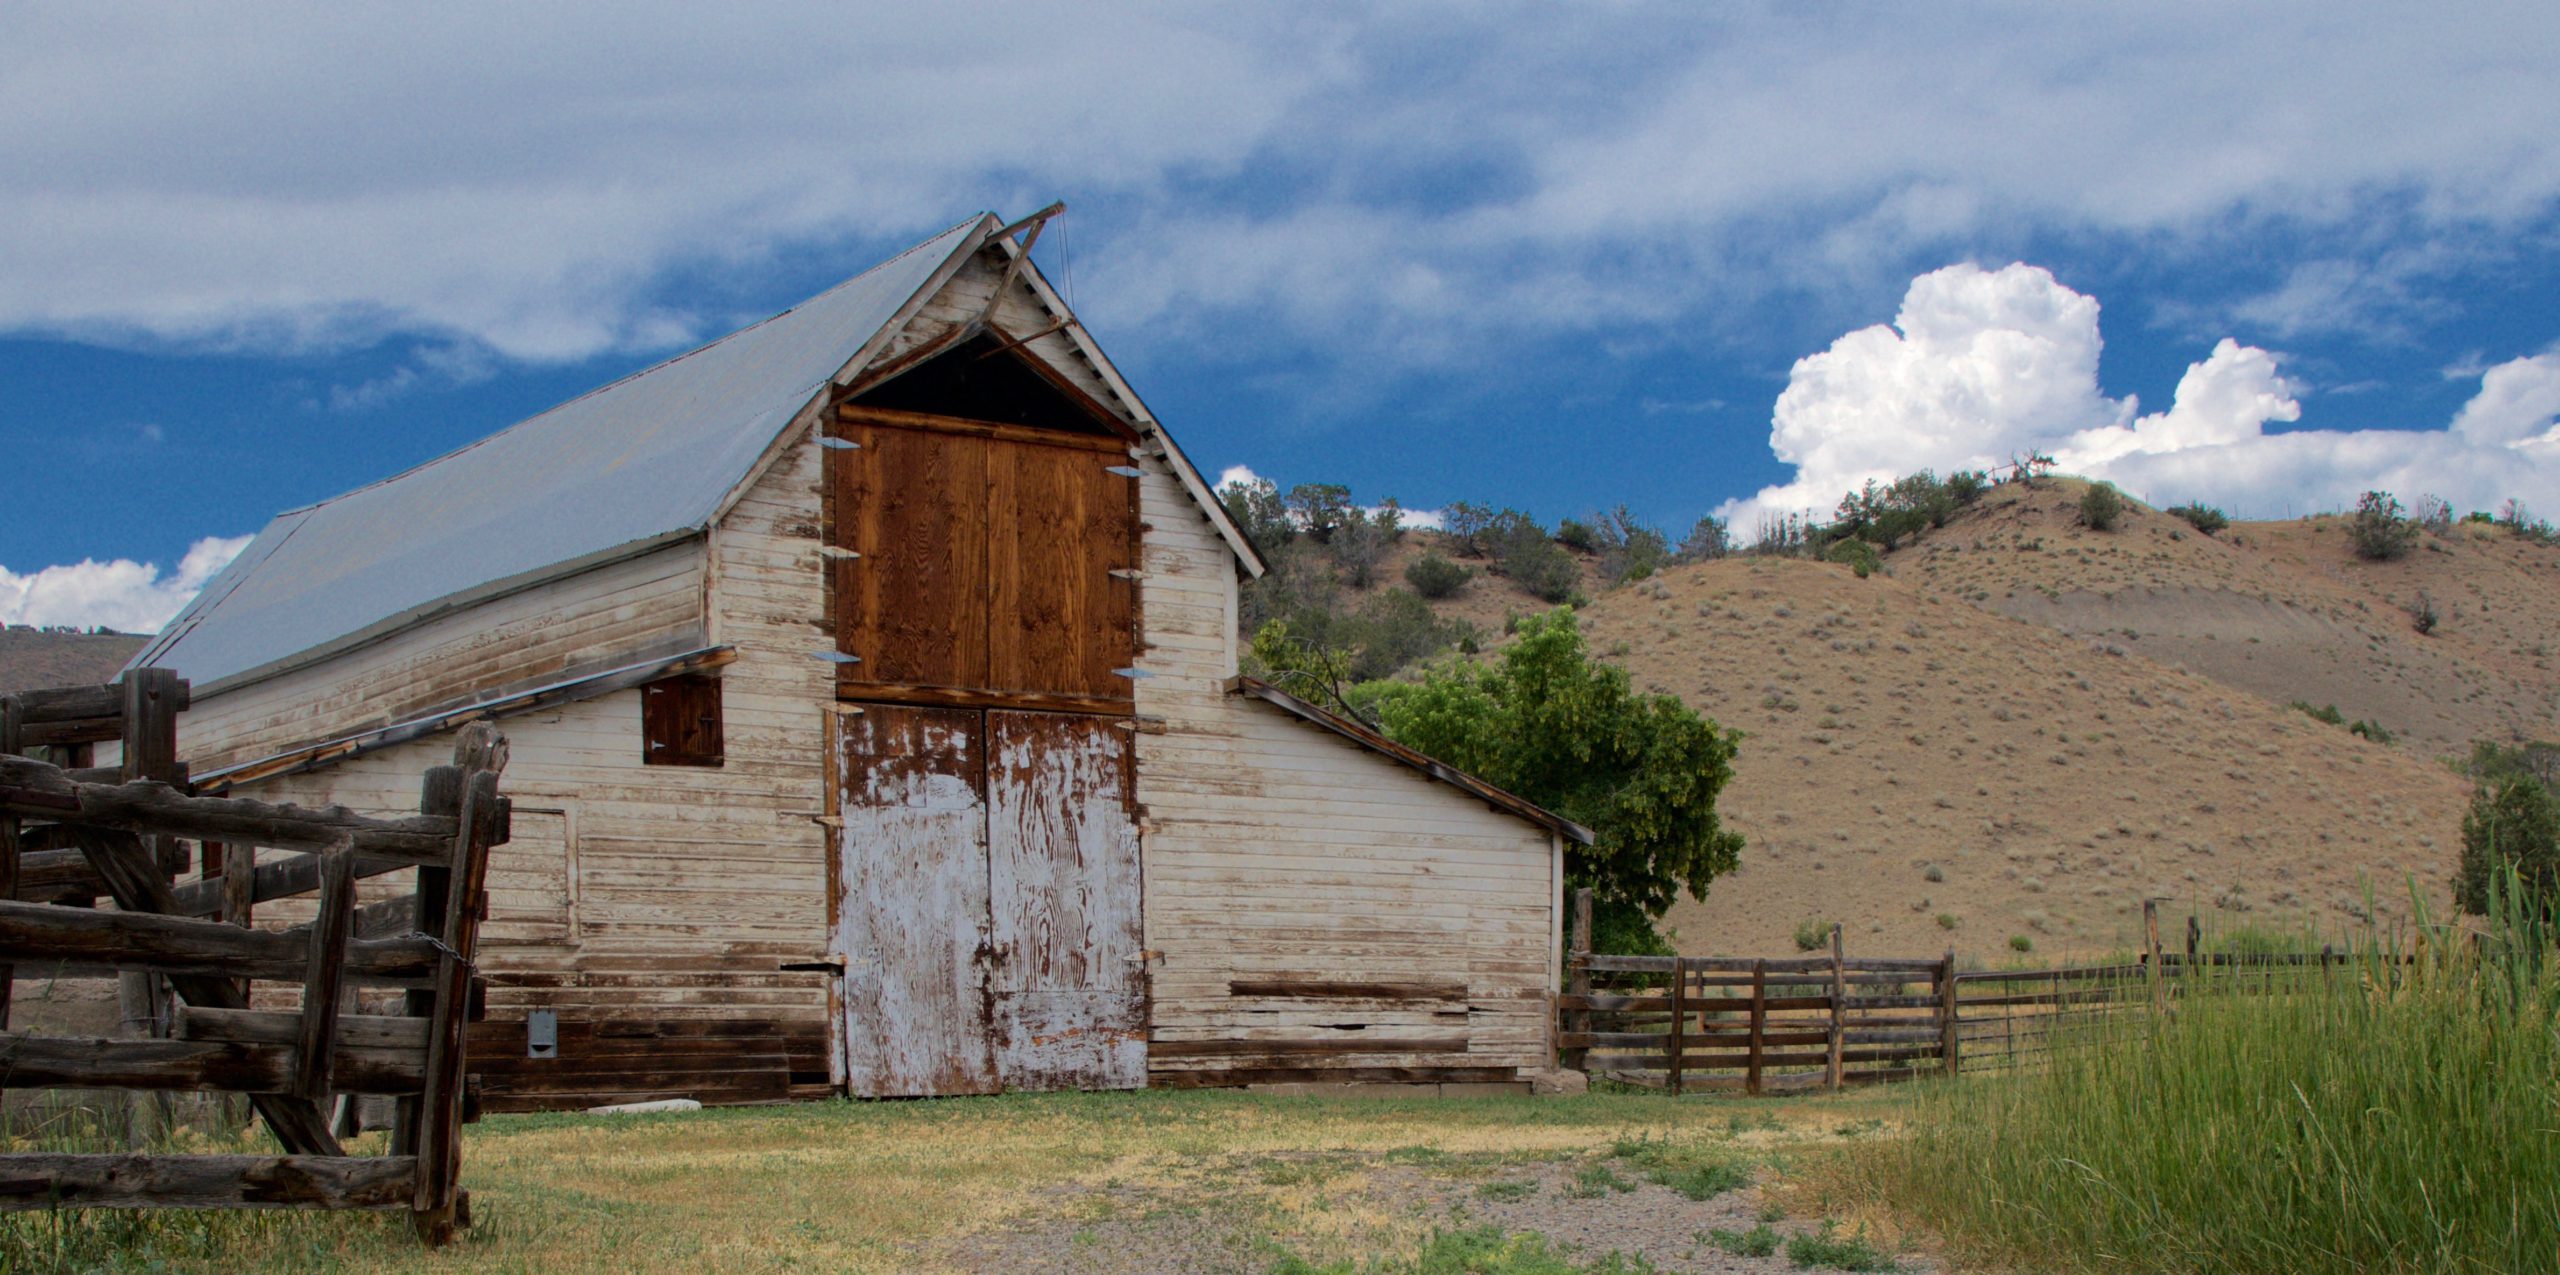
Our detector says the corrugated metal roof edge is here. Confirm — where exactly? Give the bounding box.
[178,528,705,699]
[1232,675,1598,845]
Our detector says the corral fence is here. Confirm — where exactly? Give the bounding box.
[1558,891,2378,1095]
[0,669,509,1245]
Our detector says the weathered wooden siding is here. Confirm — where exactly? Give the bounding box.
[189,436,836,1108]
[177,544,708,774]
[1128,450,1562,1084]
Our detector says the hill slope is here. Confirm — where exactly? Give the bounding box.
[0,627,146,696]
[1577,555,2465,956]
[1310,479,2555,957]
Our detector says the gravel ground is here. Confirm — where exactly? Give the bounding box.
[932,1151,1938,1274]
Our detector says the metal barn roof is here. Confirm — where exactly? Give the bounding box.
[134,218,1101,694]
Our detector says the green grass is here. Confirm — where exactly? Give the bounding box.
[1783,1223,1899,1271]
[1705,1223,1780,1256]
[1607,1134,1750,1200]
[1874,877,2560,1273]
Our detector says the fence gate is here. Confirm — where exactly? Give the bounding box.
[0,672,507,1246]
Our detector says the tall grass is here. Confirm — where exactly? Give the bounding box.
[1878,877,2560,1274]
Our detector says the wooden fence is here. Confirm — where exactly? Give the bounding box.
[0,670,509,1245]
[1558,895,2356,1095]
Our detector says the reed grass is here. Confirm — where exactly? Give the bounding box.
[1877,876,2560,1273]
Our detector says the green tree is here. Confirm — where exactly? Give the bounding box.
[2456,774,2560,916]
[1360,610,1746,943]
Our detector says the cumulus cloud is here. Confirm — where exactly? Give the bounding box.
[1721,264,2560,527]
[0,535,251,634]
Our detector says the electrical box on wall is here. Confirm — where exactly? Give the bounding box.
[527,1010,558,1060]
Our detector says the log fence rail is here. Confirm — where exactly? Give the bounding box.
[0,669,508,1245]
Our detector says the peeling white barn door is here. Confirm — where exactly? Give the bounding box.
[831,705,1143,1096]
[986,711,1145,1091]
[832,704,998,1097]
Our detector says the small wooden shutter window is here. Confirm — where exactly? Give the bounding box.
[642,674,724,767]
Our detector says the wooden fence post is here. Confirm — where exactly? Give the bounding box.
[1745,960,1766,1096]
[1667,959,1689,1096]
[1938,950,1959,1076]
[1562,888,1591,1072]
[2144,899,2164,1015]
[119,669,184,1145]
[1826,923,1845,1093]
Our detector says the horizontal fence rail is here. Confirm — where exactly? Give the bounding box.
[0,670,509,1246]
[1560,894,2387,1095]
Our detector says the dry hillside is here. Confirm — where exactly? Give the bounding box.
[0,626,146,696]
[1323,479,2559,958]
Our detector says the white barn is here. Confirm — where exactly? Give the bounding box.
[136,211,1590,1108]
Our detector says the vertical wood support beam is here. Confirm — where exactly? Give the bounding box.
[1744,960,1766,1096]
[1939,950,1960,1076]
[295,846,356,1102]
[393,764,463,1161]
[413,726,507,1245]
[1666,959,1688,1096]
[1563,888,1591,1073]
[1826,924,1845,1093]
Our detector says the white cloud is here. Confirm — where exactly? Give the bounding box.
[2,6,2556,363]
[1722,266,2560,526]
[0,535,251,634]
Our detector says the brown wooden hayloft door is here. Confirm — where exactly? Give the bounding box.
[832,707,1142,1096]
[829,417,1135,706]
[832,704,998,1097]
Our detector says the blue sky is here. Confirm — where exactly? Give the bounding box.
[5,3,2559,629]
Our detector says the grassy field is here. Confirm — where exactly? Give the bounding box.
[0,1086,1923,1274]
[1867,889,2560,1274]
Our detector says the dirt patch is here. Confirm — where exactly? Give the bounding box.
[931,1146,1934,1273]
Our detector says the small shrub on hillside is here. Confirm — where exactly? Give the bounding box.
[1945,469,1988,507]
[1284,483,1354,543]
[1556,517,1600,553]
[2168,503,2229,535]
[1937,913,1960,931]
[1823,537,1881,578]
[2417,494,2455,536]
[1405,551,1472,599]
[2410,589,2439,635]
[2009,934,2034,953]
[2079,482,2125,531]
[1593,505,1669,584]
[2289,701,2346,726]
[1794,918,1833,952]
[1218,475,1294,549]
[1751,511,1818,557]
[2349,490,2419,560]
[1441,501,1497,557]
[1477,511,1582,603]
[2349,719,2395,745]
[1678,515,1732,561]
[1922,864,1945,883]
[2455,773,2560,916]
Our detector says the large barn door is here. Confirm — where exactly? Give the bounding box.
[831,704,999,1097]
[986,710,1145,1091]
